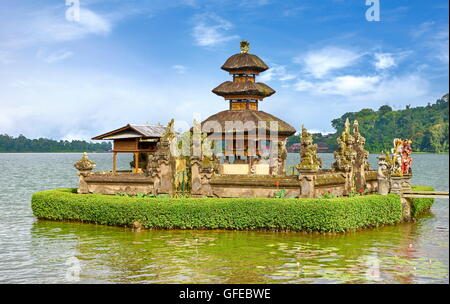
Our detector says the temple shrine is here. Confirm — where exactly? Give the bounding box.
[74,41,414,199]
[201,40,295,175]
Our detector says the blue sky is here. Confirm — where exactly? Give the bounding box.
[0,0,448,140]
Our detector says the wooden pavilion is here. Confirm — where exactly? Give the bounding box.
[92,124,166,173]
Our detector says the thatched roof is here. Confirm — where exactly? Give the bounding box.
[212,81,275,98]
[92,124,166,140]
[221,53,269,73]
[200,110,296,137]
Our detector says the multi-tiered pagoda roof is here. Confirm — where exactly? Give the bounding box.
[202,41,295,138]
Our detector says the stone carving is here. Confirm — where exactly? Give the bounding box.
[146,119,176,194]
[391,138,403,176]
[296,124,322,172]
[401,139,413,175]
[299,175,315,198]
[352,120,370,191]
[377,138,413,195]
[189,120,219,196]
[390,138,413,176]
[74,152,96,194]
[377,154,390,179]
[353,120,370,170]
[74,152,96,171]
[332,119,372,194]
[163,118,176,142]
[240,40,250,54]
[390,175,412,195]
[377,153,390,195]
[278,140,287,175]
[270,140,287,175]
[332,118,356,173]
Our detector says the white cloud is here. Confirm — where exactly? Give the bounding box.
[33,7,111,43]
[0,50,13,64]
[277,73,432,133]
[411,22,449,64]
[0,6,112,63]
[258,64,295,82]
[432,29,449,64]
[283,6,307,17]
[0,67,222,140]
[295,47,362,78]
[279,74,296,81]
[172,64,187,74]
[239,0,270,7]
[374,53,396,70]
[77,8,112,35]
[293,80,314,91]
[36,49,74,63]
[293,72,429,104]
[192,13,239,47]
[411,21,435,39]
[295,75,380,96]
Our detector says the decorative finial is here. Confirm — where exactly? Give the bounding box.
[344,118,350,133]
[240,40,250,54]
[353,120,359,135]
[74,152,96,171]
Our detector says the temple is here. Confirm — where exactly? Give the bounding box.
[75,41,413,199]
[201,40,295,175]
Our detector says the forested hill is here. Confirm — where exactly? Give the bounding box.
[0,134,112,152]
[323,93,449,153]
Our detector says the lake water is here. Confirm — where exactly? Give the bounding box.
[0,153,448,283]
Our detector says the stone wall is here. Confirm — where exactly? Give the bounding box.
[77,168,379,198]
[209,175,300,198]
[79,171,154,195]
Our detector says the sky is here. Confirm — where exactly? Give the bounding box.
[0,0,448,140]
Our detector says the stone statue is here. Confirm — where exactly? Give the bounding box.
[378,138,413,195]
[74,152,96,171]
[270,141,280,175]
[385,138,413,176]
[146,119,177,195]
[277,140,287,175]
[332,118,356,172]
[163,118,176,142]
[391,138,403,176]
[377,153,390,195]
[401,139,413,175]
[296,124,322,172]
[73,152,96,194]
[352,120,370,191]
[353,120,370,170]
[377,153,390,179]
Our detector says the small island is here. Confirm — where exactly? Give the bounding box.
[32,41,441,233]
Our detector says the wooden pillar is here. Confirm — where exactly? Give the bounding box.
[134,152,139,172]
[113,152,117,174]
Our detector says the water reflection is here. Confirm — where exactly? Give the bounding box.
[31,219,448,284]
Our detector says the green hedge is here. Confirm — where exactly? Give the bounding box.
[410,185,435,217]
[32,188,407,233]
